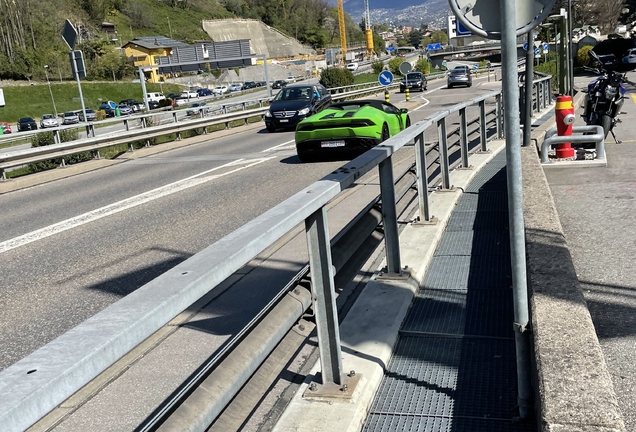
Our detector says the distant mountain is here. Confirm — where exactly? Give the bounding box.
[327,0,451,29]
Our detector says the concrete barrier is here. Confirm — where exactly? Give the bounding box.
[523,92,626,431]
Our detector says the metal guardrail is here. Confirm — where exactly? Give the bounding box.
[0,84,392,180]
[0,88,505,432]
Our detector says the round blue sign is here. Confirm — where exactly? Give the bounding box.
[378,71,394,86]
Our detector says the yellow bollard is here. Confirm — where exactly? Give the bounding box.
[405,88,410,102]
[384,88,390,103]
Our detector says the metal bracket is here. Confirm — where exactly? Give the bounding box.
[513,322,530,334]
[475,149,492,154]
[456,165,474,171]
[412,215,439,226]
[436,185,457,193]
[303,372,362,400]
[377,266,413,281]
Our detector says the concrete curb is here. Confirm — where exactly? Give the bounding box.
[272,140,506,432]
[523,93,626,431]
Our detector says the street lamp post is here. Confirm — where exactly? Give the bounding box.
[44,65,58,117]
[548,14,567,95]
[567,0,574,97]
[167,17,173,39]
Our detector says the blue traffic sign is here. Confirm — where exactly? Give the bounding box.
[534,47,540,55]
[386,46,395,52]
[523,42,528,51]
[473,63,478,70]
[427,43,441,51]
[378,71,394,86]
[542,42,549,51]
[456,19,472,37]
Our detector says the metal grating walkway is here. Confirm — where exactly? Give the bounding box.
[363,152,534,432]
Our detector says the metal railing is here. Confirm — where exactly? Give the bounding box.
[0,88,505,432]
[540,125,606,163]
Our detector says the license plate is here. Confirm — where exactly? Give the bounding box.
[279,119,289,123]
[321,140,345,148]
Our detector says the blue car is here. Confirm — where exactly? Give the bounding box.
[197,88,213,96]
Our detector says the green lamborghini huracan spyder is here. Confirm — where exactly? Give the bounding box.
[294,99,411,162]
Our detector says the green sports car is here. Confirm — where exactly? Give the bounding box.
[294,99,411,162]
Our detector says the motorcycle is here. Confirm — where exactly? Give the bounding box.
[582,51,626,143]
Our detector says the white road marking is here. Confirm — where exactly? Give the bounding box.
[424,87,442,95]
[0,157,274,254]
[262,139,295,152]
[413,99,431,111]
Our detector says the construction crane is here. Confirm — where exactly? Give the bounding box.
[364,0,374,58]
[337,0,347,65]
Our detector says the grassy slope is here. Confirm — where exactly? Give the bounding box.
[0,82,183,123]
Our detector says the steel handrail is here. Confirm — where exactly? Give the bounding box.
[0,88,504,432]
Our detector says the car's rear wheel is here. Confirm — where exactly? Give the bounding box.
[381,124,390,142]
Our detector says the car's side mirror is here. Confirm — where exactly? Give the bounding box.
[400,108,408,114]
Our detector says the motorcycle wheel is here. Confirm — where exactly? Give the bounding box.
[601,114,612,139]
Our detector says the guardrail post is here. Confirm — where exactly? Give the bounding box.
[379,155,402,275]
[496,94,504,138]
[124,119,130,132]
[54,130,60,144]
[305,207,343,386]
[414,131,434,223]
[459,107,469,168]
[438,118,451,189]
[173,112,178,123]
[479,100,488,152]
[1,169,5,181]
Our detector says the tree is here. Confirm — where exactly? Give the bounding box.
[319,67,354,88]
[388,56,405,75]
[431,30,448,44]
[371,60,384,74]
[414,57,430,74]
[577,45,594,66]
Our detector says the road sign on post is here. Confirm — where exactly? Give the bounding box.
[62,20,87,125]
[69,51,86,79]
[399,61,412,75]
[61,19,77,51]
[378,70,394,86]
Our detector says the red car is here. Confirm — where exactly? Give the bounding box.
[0,122,12,133]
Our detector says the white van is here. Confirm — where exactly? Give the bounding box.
[145,92,165,102]
[346,63,359,71]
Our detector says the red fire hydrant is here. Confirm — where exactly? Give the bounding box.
[555,95,576,159]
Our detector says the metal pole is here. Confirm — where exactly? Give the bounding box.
[501,0,532,419]
[140,67,150,111]
[479,100,487,152]
[167,17,173,39]
[378,156,402,275]
[459,107,469,167]
[414,131,432,222]
[524,30,534,147]
[71,52,88,126]
[44,66,58,117]
[438,118,451,189]
[261,55,271,99]
[568,0,574,97]
[305,207,343,385]
[559,19,567,94]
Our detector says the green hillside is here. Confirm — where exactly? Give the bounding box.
[0,0,367,83]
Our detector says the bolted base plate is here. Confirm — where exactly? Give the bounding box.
[302,373,362,400]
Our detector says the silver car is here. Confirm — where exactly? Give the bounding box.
[186,102,211,116]
[40,114,59,128]
[62,111,79,125]
[447,68,472,88]
[79,109,97,122]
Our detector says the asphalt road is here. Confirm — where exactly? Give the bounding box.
[0,72,500,371]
